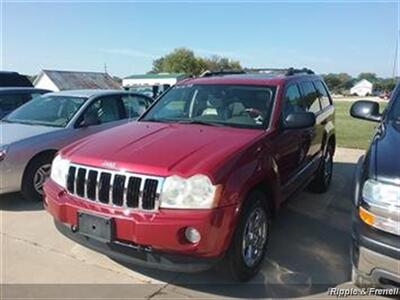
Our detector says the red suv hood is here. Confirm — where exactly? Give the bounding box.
[62,121,263,179]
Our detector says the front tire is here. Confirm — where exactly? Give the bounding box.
[225,191,271,282]
[21,153,54,201]
[309,143,334,193]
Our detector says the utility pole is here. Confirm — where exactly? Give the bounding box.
[104,63,108,74]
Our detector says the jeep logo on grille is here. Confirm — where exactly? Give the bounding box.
[102,161,117,169]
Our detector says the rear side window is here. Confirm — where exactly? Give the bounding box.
[283,84,305,116]
[299,81,321,114]
[314,81,331,109]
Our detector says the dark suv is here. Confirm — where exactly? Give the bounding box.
[350,84,400,288]
[0,87,50,118]
[45,68,335,281]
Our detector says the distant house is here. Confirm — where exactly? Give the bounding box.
[350,79,373,97]
[122,73,187,98]
[34,70,121,91]
[123,73,187,88]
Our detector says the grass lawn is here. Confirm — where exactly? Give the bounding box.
[334,101,386,150]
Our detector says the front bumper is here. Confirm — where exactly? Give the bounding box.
[352,218,400,287]
[44,179,238,271]
[55,220,220,272]
[352,156,400,287]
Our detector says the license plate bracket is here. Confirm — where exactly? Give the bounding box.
[78,211,114,243]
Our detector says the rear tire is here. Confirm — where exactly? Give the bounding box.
[225,190,271,282]
[21,153,54,202]
[309,143,334,193]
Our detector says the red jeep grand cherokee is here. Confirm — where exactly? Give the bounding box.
[44,68,336,281]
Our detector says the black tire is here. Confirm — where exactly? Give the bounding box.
[225,190,271,282]
[21,153,54,202]
[308,143,334,193]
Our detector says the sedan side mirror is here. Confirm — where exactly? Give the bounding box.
[350,100,382,123]
[284,112,316,129]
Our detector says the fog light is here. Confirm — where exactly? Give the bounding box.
[184,227,201,243]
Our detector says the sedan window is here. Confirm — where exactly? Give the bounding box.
[4,95,86,127]
[122,95,150,119]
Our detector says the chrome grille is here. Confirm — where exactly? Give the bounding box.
[66,163,164,211]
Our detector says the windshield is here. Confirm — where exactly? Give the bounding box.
[141,84,276,129]
[4,95,86,127]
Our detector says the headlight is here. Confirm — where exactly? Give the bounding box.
[361,179,400,235]
[50,155,70,188]
[160,175,217,209]
[362,179,400,205]
[0,145,8,161]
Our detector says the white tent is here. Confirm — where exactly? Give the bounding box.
[350,79,373,97]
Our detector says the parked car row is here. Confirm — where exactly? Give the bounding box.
[1,68,398,287]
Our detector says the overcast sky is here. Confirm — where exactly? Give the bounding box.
[2,0,398,78]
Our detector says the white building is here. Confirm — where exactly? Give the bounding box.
[350,79,373,97]
[34,70,121,91]
[122,73,187,89]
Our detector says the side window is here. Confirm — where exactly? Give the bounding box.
[283,84,305,116]
[82,96,122,125]
[314,81,331,109]
[0,94,24,113]
[299,81,321,114]
[121,95,150,119]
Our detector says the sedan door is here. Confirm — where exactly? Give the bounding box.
[72,93,152,140]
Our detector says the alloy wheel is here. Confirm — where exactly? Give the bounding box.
[33,164,52,194]
[242,207,268,267]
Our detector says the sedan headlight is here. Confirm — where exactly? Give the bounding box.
[160,175,217,209]
[361,179,400,235]
[50,155,70,188]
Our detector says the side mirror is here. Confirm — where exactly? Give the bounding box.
[284,112,316,129]
[79,113,100,127]
[350,100,382,123]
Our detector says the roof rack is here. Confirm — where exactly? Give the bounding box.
[199,67,315,78]
[285,67,315,76]
[200,70,246,77]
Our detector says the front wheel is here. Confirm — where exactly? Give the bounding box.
[225,191,271,282]
[21,154,54,201]
[309,144,334,193]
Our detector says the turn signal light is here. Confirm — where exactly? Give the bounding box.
[359,206,375,226]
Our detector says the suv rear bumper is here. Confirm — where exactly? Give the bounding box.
[54,220,220,272]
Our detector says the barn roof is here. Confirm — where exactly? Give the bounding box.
[36,70,121,90]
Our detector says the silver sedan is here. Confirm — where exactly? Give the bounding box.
[0,89,152,201]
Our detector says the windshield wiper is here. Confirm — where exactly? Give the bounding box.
[176,120,225,127]
[142,118,178,123]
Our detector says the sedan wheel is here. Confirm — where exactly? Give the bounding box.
[33,164,52,195]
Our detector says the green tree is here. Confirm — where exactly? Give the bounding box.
[201,55,242,72]
[150,48,204,75]
[357,72,378,83]
[150,48,242,75]
[322,73,354,94]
